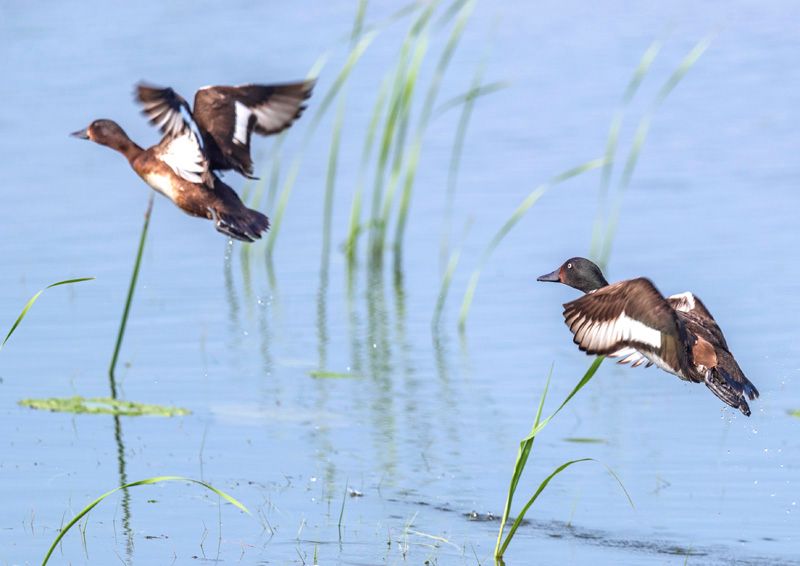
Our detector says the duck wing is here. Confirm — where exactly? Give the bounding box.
[667,291,729,350]
[136,83,212,185]
[562,278,691,377]
[192,80,314,178]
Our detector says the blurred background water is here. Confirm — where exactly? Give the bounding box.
[0,0,798,564]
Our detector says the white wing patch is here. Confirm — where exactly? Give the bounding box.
[251,95,302,134]
[667,292,696,313]
[160,131,207,184]
[233,101,252,146]
[566,310,662,352]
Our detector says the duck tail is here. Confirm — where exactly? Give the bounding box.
[703,352,759,417]
[212,207,270,243]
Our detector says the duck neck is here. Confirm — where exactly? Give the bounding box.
[578,273,609,294]
[103,133,143,163]
[116,138,144,163]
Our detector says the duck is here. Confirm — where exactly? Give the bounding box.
[71,79,314,242]
[537,257,759,416]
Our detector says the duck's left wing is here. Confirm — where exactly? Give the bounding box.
[562,278,691,375]
[136,83,199,139]
[137,83,212,185]
[157,131,211,185]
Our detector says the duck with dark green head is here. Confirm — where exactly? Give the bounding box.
[538,257,759,416]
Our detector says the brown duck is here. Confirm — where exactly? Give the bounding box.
[538,257,759,416]
[71,80,314,242]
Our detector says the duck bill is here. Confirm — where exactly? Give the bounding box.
[70,128,90,140]
[537,268,561,283]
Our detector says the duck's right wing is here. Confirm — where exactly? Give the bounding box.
[192,80,315,177]
[562,278,691,375]
[667,291,729,350]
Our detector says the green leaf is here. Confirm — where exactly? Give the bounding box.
[42,476,248,565]
[1,278,94,350]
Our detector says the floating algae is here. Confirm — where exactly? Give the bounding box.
[18,396,190,417]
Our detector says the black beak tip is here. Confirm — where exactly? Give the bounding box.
[70,128,89,140]
[537,269,561,283]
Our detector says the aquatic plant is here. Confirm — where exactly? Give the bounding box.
[41,476,248,565]
[1,277,94,351]
[591,37,712,267]
[494,359,633,560]
[109,194,154,377]
[19,396,190,417]
[457,159,605,331]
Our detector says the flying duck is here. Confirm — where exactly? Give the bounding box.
[71,79,314,242]
[538,257,759,416]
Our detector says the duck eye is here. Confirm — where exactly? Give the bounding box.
[567,263,572,269]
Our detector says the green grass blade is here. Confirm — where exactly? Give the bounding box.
[322,95,347,265]
[392,0,475,254]
[457,158,604,331]
[346,76,391,262]
[497,458,632,558]
[376,32,429,247]
[306,31,379,141]
[431,247,461,328]
[109,195,153,376]
[598,37,710,265]
[1,277,94,350]
[495,366,553,555]
[350,0,368,43]
[522,357,604,441]
[368,3,437,257]
[589,40,661,260]
[42,476,248,565]
[268,31,378,254]
[434,80,510,117]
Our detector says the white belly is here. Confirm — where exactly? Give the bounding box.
[143,172,180,201]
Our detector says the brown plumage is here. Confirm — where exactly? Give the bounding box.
[538,257,759,416]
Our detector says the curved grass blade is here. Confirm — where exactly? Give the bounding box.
[42,476,248,565]
[496,458,633,558]
[434,80,510,118]
[494,358,603,556]
[1,277,94,351]
[431,247,461,329]
[598,37,711,265]
[457,158,604,331]
[523,357,604,441]
[589,40,662,260]
[268,31,378,255]
[495,365,553,555]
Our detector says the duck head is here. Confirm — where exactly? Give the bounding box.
[71,119,139,154]
[537,257,609,293]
